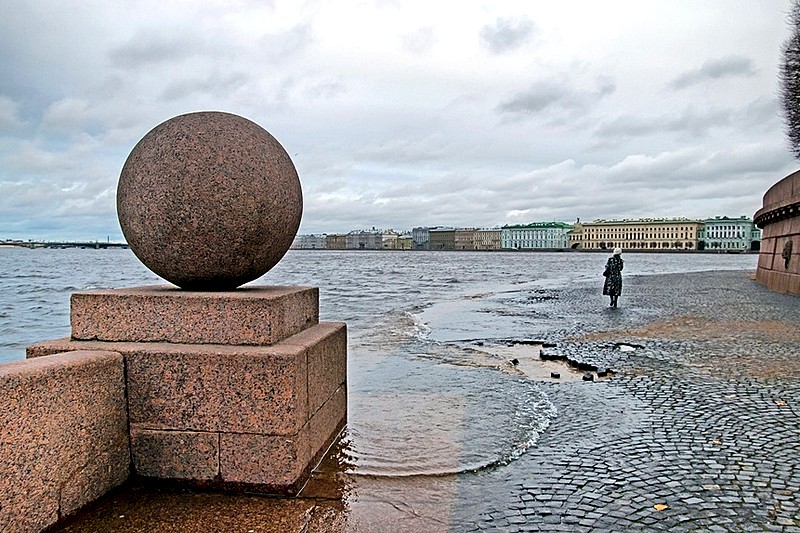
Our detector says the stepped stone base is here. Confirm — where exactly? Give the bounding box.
[27,285,347,495]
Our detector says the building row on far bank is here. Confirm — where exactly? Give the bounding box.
[291,215,762,252]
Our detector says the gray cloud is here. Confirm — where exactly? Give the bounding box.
[670,56,757,90]
[0,1,793,239]
[595,97,783,144]
[480,16,536,54]
[497,78,615,119]
[109,34,201,70]
[497,81,574,116]
[596,107,731,140]
[160,70,250,102]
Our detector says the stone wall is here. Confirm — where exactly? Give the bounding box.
[754,169,800,295]
[0,351,130,532]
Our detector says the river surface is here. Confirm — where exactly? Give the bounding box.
[0,248,757,478]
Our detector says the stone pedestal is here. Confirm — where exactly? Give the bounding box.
[27,285,347,495]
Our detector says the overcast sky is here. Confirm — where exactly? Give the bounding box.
[1,0,797,240]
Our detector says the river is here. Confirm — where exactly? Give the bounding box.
[0,247,757,479]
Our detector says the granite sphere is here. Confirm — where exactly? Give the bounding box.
[117,111,303,290]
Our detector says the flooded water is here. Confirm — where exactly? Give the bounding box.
[0,248,757,479]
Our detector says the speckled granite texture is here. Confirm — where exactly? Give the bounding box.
[755,168,800,295]
[28,322,348,494]
[0,350,129,532]
[116,111,303,290]
[70,285,319,345]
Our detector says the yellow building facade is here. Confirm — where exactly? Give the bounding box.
[569,218,703,251]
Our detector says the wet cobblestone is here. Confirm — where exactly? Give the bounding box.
[455,270,800,532]
[50,270,800,532]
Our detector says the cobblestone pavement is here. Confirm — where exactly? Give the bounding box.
[53,270,800,532]
[454,270,800,532]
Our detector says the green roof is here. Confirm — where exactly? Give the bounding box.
[502,222,572,229]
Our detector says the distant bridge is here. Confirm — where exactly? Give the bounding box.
[1,240,129,250]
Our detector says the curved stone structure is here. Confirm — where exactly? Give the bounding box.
[117,111,303,290]
[754,169,800,295]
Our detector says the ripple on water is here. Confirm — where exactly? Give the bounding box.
[345,355,556,478]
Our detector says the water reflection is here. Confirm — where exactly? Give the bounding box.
[6,248,761,531]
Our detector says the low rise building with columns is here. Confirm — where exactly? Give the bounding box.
[701,216,760,251]
[569,218,703,251]
[501,222,571,250]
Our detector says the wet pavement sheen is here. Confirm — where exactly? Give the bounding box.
[50,270,800,532]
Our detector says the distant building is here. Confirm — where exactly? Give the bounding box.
[291,234,326,249]
[571,218,703,251]
[412,227,430,250]
[429,228,456,250]
[326,234,347,250]
[701,216,760,251]
[346,230,382,250]
[382,231,413,250]
[396,234,413,250]
[501,222,571,250]
[475,229,502,251]
[455,229,478,250]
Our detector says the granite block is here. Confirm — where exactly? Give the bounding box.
[284,322,347,414]
[0,351,129,531]
[218,386,346,492]
[761,235,776,254]
[27,338,77,359]
[769,251,779,271]
[220,433,309,491]
[757,251,770,270]
[123,341,308,435]
[790,215,800,236]
[766,269,778,288]
[307,385,348,467]
[777,271,791,293]
[71,285,318,345]
[30,339,308,433]
[760,223,777,239]
[131,428,219,481]
[30,324,346,437]
[775,218,793,238]
[788,272,800,295]
[769,270,779,288]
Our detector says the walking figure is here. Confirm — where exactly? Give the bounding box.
[603,247,623,308]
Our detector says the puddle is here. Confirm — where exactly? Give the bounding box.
[617,343,641,352]
[471,342,610,383]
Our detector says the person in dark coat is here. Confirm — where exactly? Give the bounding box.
[603,247,623,308]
